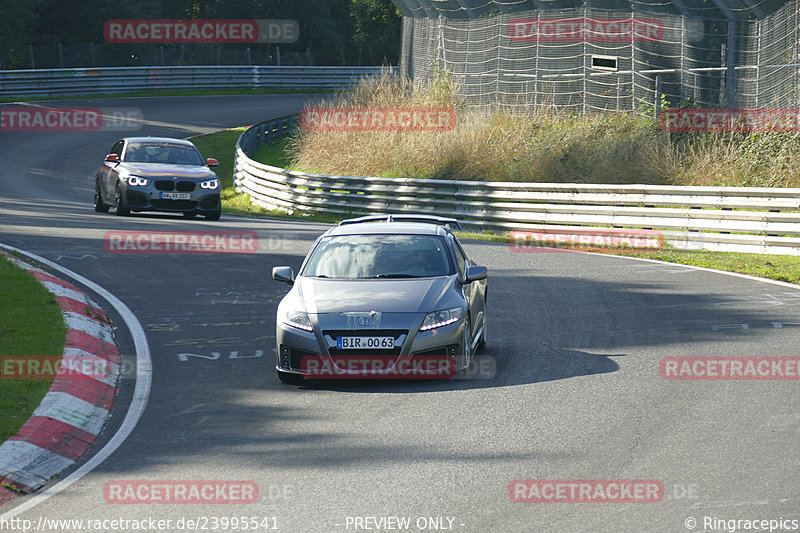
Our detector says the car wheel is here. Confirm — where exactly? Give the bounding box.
[183,211,197,219]
[114,186,130,216]
[277,370,303,385]
[94,188,109,213]
[204,206,221,221]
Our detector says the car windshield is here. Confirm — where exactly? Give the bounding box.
[123,141,205,165]
[302,234,454,279]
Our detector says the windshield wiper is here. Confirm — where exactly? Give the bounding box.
[374,273,421,278]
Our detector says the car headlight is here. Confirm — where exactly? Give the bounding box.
[420,307,464,331]
[200,178,219,190]
[281,310,314,332]
[126,176,149,186]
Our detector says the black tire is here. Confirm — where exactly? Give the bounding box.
[277,370,304,385]
[204,206,221,221]
[183,211,197,219]
[114,186,130,216]
[94,188,109,213]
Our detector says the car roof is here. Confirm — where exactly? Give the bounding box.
[326,221,451,237]
[123,137,196,146]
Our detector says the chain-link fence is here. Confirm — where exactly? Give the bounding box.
[397,1,800,114]
[20,42,315,69]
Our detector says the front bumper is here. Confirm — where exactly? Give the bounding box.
[275,315,467,380]
[124,186,220,213]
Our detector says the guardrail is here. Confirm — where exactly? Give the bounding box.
[0,66,394,97]
[234,115,800,256]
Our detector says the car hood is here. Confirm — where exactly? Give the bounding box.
[297,277,451,315]
[119,162,215,179]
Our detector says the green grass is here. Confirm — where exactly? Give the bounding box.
[605,247,800,284]
[0,255,66,443]
[0,86,334,104]
[251,138,293,169]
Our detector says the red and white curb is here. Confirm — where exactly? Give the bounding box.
[0,253,121,506]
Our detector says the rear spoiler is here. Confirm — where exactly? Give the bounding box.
[338,214,463,231]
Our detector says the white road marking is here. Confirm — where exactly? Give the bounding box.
[590,252,800,291]
[0,441,75,489]
[63,311,115,343]
[39,281,89,303]
[31,392,109,436]
[0,244,152,520]
[61,348,120,387]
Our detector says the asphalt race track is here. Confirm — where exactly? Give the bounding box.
[1,95,799,532]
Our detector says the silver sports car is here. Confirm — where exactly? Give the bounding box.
[272,215,488,383]
[94,136,222,220]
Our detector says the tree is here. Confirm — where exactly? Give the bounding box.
[0,0,42,68]
[351,0,401,65]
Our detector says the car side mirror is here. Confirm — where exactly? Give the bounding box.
[105,153,120,162]
[465,265,487,283]
[272,266,295,285]
[206,158,220,167]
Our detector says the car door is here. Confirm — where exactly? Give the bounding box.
[451,236,485,343]
[100,140,124,202]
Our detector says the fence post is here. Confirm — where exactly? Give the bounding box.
[265,121,274,145]
[726,20,737,107]
[655,75,661,119]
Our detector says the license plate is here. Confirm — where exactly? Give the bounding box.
[160,192,191,200]
[337,336,395,350]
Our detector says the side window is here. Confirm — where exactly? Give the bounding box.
[453,240,466,276]
[111,141,124,157]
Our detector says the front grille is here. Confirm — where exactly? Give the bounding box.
[154,180,174,191]
[176,181,196,192]
[151,200,198,210]
[324,329,408,357]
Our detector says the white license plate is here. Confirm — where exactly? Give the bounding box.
[160,192,191,200]
[337,336,395,350]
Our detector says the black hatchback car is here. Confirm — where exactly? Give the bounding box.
[94,137,221,220]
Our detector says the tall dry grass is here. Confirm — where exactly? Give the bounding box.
[289,72,800,187]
